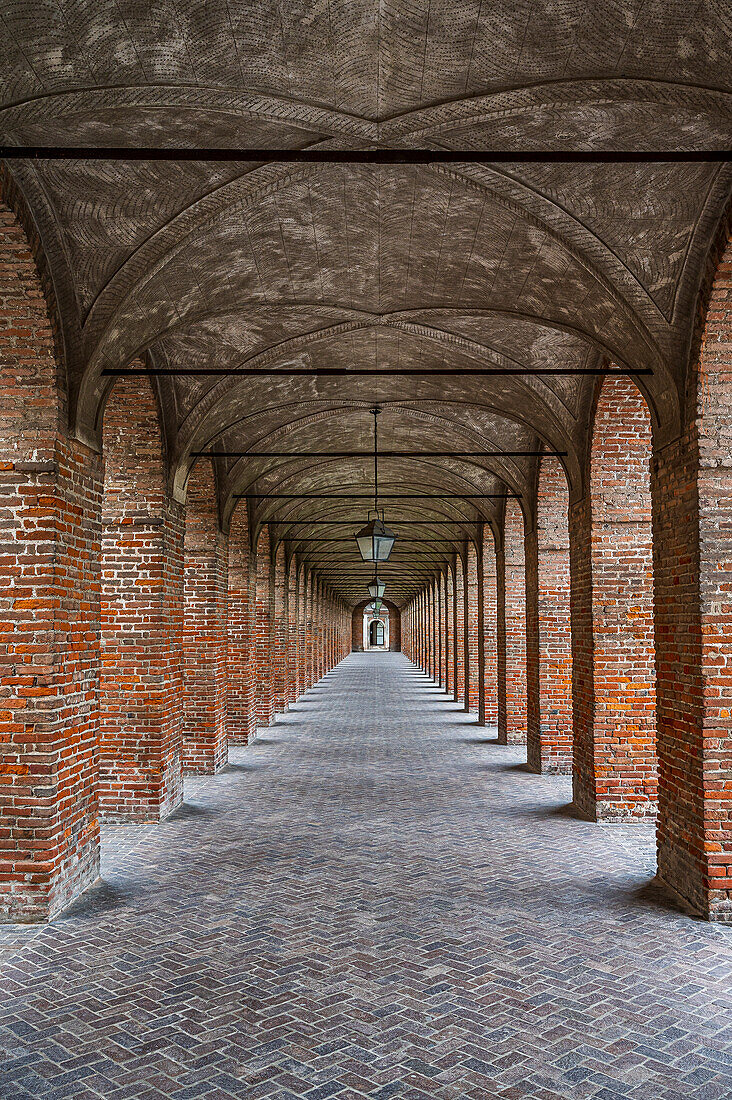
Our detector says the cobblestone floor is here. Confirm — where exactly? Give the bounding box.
[1,653,731,1099]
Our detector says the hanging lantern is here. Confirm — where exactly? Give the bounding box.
[356,517,397,562]
[371,597,383,614]
[367,575,386,600]
[354,406,398,562]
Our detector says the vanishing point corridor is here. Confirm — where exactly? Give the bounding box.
[1,654,730,1100]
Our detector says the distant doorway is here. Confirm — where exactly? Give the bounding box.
[364,604,389,650]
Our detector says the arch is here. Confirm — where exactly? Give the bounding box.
[99,371,184,820]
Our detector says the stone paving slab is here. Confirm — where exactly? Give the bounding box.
[1,654,731,1099]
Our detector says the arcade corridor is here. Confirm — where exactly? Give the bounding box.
[1,654,729,1100]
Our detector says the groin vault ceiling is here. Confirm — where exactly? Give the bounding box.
[1,1,731,605]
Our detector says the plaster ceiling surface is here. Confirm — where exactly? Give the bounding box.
[1,0,731,604]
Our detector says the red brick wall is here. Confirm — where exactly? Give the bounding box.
[227,504,256,744]
[0,200,103,921]
[572,375,657,820]
[530,456,573,774]
[482,527,498,723]
[99,374,183,821]
[501,500,527,744]
[183,459,228,774]
[652,227,732,920]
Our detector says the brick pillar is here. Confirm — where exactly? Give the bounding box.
[99,374,183,822]
[306,571,314,688]
[254,526,274,726]
[445,568,453,695]
[529,456,573,774]
[455,557,465,701]
[439,573,448,687]
[483,526,498,724]
[297,565,306,693]
[287,556,298,704]
[0,199,102,920]
[501,500,527,744]
[476,537,485,726]
[496,539,507,739]
[461,552,470,710]
[467,543,480,712]
[227,504,256,745]
[429,582,436,679]
[570,375,657,821]
[650,229,732,920]
[183,459,228,774]
[272,543,288,715]
[525,520,540,765]
[452,562,459,701]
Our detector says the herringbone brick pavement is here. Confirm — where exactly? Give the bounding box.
[1,654,731,1099]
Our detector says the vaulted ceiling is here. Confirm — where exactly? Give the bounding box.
[1,1,731,605]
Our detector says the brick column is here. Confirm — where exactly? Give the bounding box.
[227,505,256,744]
[0,199,103,920]
[455,557,465,701]
[287,555,298,704]
[467,543,480,712]
[99,374,183,822]
[183,459,228,774]
[570,375,657,821]
[461,552,470,711]
[452,561,460,701]
[650,229,732,920]
[529,456,572,774]
[445,568,453,695]
[476,537,485,726]
[525,520,540,765]
[254,527,274,726]
[501,500,527,744]
[272,543,288,715]
[496,538,507,739]
[482,526,498,724]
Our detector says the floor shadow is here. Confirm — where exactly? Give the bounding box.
[460,736,499,745]
[220,761,268,773]
[623,878,700,919]
[167,801,219,820]
[57,878,142,920]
